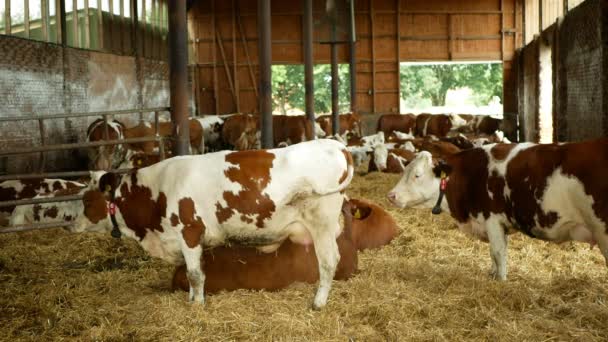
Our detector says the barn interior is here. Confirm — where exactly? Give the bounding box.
[1,0,608,340]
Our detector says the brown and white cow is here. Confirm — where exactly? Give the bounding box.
[457,115,503,135]
[415,114,466,137]
[0,178,85,218]
[377,114,417,138]
[368,145,416,173]
[9,185,88,227]
[387,139,608,281]
[76,139,354,309]
[221,114,260,150]
[171,199,359,293]
[123,119,205,154]
[316,113,363,139]
[87,118,127,170]
[273,115,313,146]
[171,197,398,293]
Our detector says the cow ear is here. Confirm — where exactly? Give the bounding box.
[99,172,119,195]
[432,160,452,178]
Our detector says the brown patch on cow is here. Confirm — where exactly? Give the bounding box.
[178,197,205,248]
[348,198,398,251]
[33,205,42,221]
[44,206,59,219]
[215,150,276,228]
[82,190,108,224]
[110,173,167,240]
[221,114,260,150]
[490,144,516,160]
[170,213,180,227]
[377,114,417,137]
[339,150,353,183]
[52,181,62,191]
[171,202,358,293]
[0,185,17,213]
[315,113,362,137]
[273,116,312,146]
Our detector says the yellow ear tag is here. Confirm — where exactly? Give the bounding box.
[137,159,143,166]
[105,184,111,192]
[354,209,361,219]
[440,171,447,179]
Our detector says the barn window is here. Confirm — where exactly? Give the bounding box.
[400,61,503,116]
[271,64,351,116]
[0,0,167,60]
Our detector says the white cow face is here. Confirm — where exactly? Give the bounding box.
[314,122,326,138]
[449,114,468,129]
[372,143,388,171]
[387,151,440,208]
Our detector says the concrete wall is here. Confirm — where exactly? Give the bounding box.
[0,35,169,175]
[518,0,607,142]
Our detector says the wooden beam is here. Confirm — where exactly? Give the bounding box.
[24,0,30,38]
[41,0,49,41]
[59,0,66,45]
[84,0,90,48]
[216,28,237,108]
[73,0,78,46]
[396,0,400,112]
[500,0,504,61]
[97,0,103,50]
[119,0,124,53]
[370,0,376,114]
[4,0,10,35]
[447,14,453,60]
[232,0,239,113]
[212,0,219,114]
[236,5,258,98]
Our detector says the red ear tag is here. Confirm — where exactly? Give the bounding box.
[108,202,117,215]
[440,178,448,191]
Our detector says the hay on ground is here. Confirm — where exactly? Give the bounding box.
[1,170,607,341]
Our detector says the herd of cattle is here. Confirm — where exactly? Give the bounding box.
[2,111,607,310]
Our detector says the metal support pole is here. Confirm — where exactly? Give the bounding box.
[349,0,357,113]
[331,43,340,136]
[258,0,273,148]
[303,0,315,139]
[168,0,190,155]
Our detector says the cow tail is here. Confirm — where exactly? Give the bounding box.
[315,148,355,195]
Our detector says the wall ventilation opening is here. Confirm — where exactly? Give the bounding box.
[538,41,553,143]
[400,61,503,116]
[271,64,350,116]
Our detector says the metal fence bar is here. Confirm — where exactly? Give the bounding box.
[0,168,132,182]
[1,221,75,234]
[0,194,84,208]
[0,107,169,122]
[0,136,162,156]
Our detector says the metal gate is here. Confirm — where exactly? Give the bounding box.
[0,107,170,234]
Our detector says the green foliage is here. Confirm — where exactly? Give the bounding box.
[400,63,503,107]
[272,64,351,115]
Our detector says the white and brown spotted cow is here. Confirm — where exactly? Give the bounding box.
[76,139,354,309]
[87,118,127,170]
[387,139,608,281]
[9,185,88,228]
[0,178,85,222]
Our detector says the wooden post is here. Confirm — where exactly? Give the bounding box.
[168,0,191,155]
[216,29,237,109]
[4,0,10,35]
[84,0,90,48]
[303,0,315,137]
[258,0,273,148]
[24,0,30,38]
[237,6,258,98]
[232,0,239,113]
[73,0,78,46]
[41,0,49,41]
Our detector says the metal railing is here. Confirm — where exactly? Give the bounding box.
[0,107,171,234]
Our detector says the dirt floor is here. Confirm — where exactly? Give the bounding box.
[1,170,607,341]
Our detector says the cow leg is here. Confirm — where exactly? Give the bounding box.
[486,217,508,281]
[304,195,342,310]
[182,245,205,304]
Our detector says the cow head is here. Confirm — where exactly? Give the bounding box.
[87,119,126,171]
[72,172,120,233]
[372,143,388,171]
[314,122,326,138]
[387,151,449,209]
[449,114,468,130]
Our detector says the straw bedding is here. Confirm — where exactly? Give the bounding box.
[1,168,607,341]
